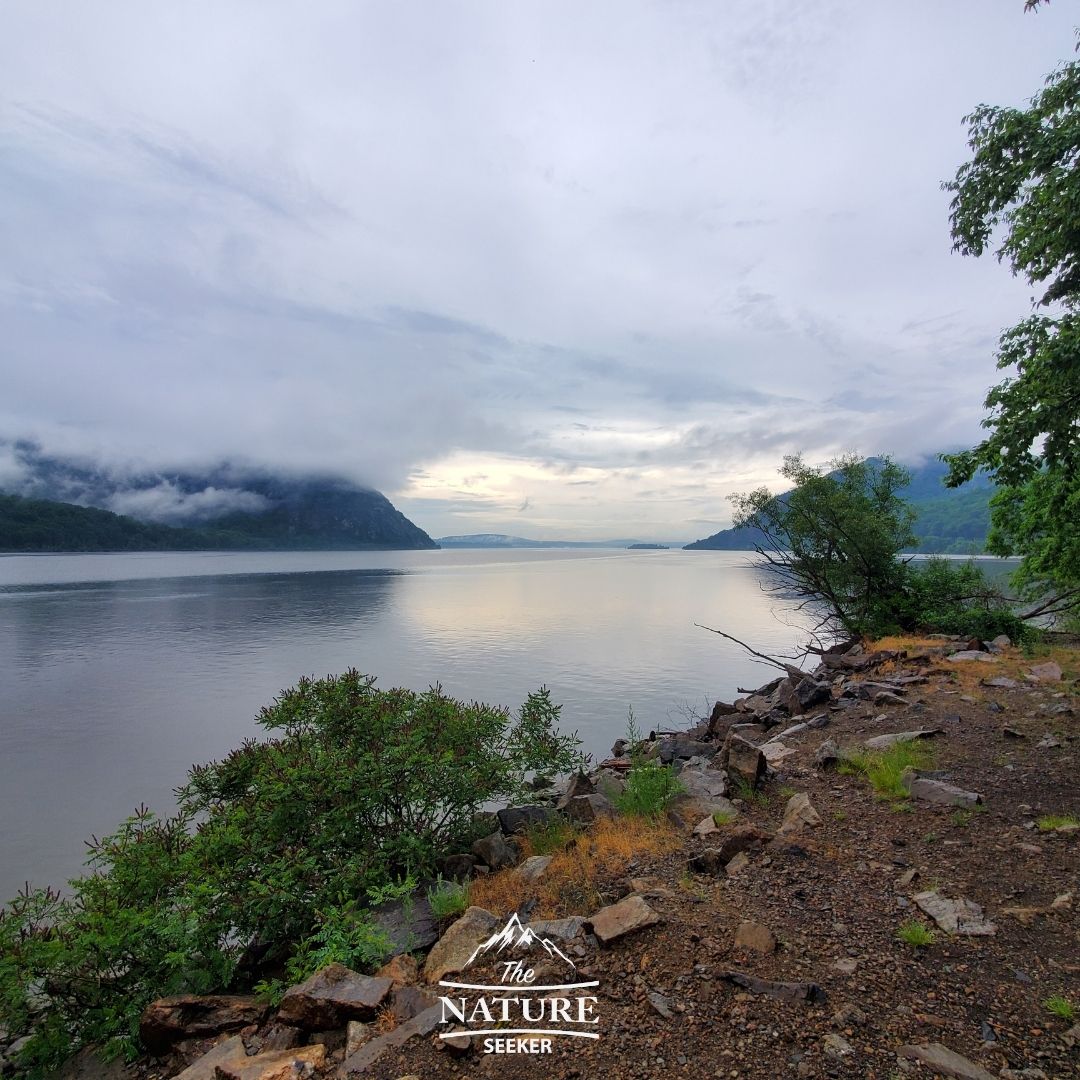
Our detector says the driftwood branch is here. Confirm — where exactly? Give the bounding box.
[694,623,804,676]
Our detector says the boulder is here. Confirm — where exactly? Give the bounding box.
[471,830,518,871]
[139,995,268,1055]
[657,736,716,764]
[761,741,796,764]
[721,733,766,790]
[276,964,393,1029]
[565,793,615,823]
[556,771,595,808]
[436,853,477,881]
[371,893,439,956]
[707,700,739,737]
[388,984,438,1021]
[588,895,662,943]
[497,805,560,835]
[897,1042,996,1080]
[422,907,501,982]
[214,1044,326,1080]
[733,921,776,954]
[689,824,769,873]
[1027,661,1062,682]
[777,792,822,836]
[527,916,587,942]
[913,891,997,936]
[778,677,831,714]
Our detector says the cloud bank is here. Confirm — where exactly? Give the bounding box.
[0,1,1074,538]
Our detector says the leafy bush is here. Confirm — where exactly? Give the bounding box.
[615,760,685,819]
[0,673,583,1073]
[900,557,1026,640]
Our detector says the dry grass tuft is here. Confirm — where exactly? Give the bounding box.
[468,816,680,919]
[868,635,947,653]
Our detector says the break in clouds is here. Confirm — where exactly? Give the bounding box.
[0,2,1074,538]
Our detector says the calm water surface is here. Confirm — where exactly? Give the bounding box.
[0,548,811,901]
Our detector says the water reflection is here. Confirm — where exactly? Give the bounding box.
[0,551,811,901]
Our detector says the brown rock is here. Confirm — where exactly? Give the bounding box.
[422,907,500,983]
[215,1043,326,1080]
[717,970,826,1003]
[139,995,268,1055]
[721,733,766,790]
[276,964,392,1029]
[588,895,662,943]
[375,953,419,988]
[564,793,615,823]
[173,1036,249,1080]
[734,921,776,954]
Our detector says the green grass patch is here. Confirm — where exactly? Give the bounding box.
[730,775,770,805]
[524,818,578,855]
[895,919,935,948]
[614,760,685,819]
[1037,813,1079,833]
[838,739,935,801]
[427,878,470,921]
[712,809,738,826]
[1044,994,1076,1022]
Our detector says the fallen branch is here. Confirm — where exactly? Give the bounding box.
[694,624,803,676]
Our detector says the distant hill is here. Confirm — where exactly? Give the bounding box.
[685,457,992,555]
[0,442,437,552]
[436,533,680,549]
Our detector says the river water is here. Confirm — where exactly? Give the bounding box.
[0,548,814,901]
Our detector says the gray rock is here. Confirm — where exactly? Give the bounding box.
[814,739,841,767]
[565,793,615,823]
[339,1004,443,1074]
[436,853,477,881]
[588,895,661,943]
[277,964,393,1029]
[902,769,982,807]
[515,855,553,883]
[556,771,595,808]
[471,830,518,870]
[718,970,826,1003]
[873,690,909,706]
[913,891,997,936]
[897,1042,995,1080]
[497,804,560,834]
[778,792,822,836]
[657,736,716,763]
[372,893,439,955]
[946,650,999,663]
[527,916,587,942]
[646,990,673,1018]
[1027,661,1062,682]
[982,676,1019,689]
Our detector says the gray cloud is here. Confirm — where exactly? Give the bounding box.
[0,1,1074,539]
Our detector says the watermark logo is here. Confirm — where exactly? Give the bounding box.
[437,912,600,1055]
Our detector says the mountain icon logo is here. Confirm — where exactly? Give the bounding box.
[464,912,576,970]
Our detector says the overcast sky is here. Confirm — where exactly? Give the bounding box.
[1,2,1075,540]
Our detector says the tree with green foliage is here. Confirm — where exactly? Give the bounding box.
[0,674,583,1073]
[732,454,916,638]
[942,34,1080,624]
[731,454,1021,641]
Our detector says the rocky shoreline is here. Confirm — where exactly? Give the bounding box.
[8,635,1078,1080]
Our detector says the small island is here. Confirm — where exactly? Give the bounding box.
[627,543,668,550]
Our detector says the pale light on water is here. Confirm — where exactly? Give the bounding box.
[0,549,812,901]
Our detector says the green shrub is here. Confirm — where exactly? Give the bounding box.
[615,760,685,819]
[900,557,1027,640]
[0,673,583,1073]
